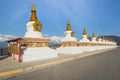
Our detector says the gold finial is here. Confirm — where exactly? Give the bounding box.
[30,3,37,21]
[83,26,87,35]
[32,3,36,11]
[68,19,70,25]
[66,20,71,31]
[92,32,95,37]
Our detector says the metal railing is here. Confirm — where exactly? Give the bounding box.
[0,48,8,56]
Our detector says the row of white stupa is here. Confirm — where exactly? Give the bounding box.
[57,20,117,54]
[23,4,117,61]
[7,4,117,62]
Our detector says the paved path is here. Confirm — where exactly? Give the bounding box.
[0,47,118,79]
[0,48,112,73]
[1,47,120,80]
[0,54,67,72]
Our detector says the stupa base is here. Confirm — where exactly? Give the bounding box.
[22,47,57,62]
[57,47,83,55]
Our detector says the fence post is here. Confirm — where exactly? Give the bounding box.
[1,48,3,55]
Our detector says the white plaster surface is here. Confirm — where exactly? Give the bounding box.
[61,30,77,42]
[64,31,72,37]
[22,47,57,62]
[79,35,90,43]
[24,21,43,38]
[91,37,97,42]
[61,36,77,42]
[57,46,118,55]
[57,47,83,54]
[24,31,43,38]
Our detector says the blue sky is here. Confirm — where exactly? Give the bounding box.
[0,0,120,39]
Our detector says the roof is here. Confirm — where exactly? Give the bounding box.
[6,38,23,42]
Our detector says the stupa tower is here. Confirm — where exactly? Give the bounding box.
[79,26,90,46]
[57,20,79,54]
[64,20,74,37]
[61,20,77,46]
[91,32,97,46]
[82,27,88,39]
[91,32,97,42]
[97,34,102,42]
[101,36,106,46]
[24,3,43,38]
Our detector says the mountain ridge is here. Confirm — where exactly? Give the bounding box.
[0,35,119,48]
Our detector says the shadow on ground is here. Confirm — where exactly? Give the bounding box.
[0,55,9,60]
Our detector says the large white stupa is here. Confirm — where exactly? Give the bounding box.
[22,4,57,62]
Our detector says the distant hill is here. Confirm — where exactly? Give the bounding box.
[49,36,62,48]
[104,35,120,46]
[0,41,7,48]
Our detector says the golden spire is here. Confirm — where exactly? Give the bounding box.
[66,20,71,31]
[92,32,95,37]
[29,3,42,32]
[83,26,87,35]
[30,3,37,21]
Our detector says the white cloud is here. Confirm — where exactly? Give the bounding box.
[48,35,63,46]
[50,35,63,43]
[0,34,18,42]
[43,34,49,38]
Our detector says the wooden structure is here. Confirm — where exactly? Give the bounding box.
[6,38,50,62]
[6,38,23,62]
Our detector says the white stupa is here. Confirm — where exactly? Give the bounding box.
[91,33,97,43]
[61,20,77,43]
[78,27,92,52]
[22,4,57,62]
[57,20,81,54]
[97,34,102,43]
[90,32,99,51]
[79,27,90,43]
